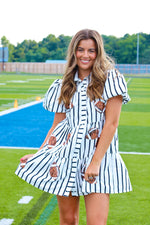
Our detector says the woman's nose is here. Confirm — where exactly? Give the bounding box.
[83,50,89,57]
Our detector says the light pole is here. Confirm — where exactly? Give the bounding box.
[2,46,4,71]
[136,33,139,64]
[0,41,5,71]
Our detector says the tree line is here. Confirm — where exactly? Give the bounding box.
[1,32,150,64]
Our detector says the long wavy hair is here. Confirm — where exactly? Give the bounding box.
[59,29,114,106]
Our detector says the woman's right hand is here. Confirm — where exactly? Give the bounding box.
[20,154,34,167]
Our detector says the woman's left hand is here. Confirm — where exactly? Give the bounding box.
[84,160,100,184]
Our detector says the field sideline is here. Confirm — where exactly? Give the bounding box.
[0,73,150,224]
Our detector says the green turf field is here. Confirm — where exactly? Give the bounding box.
[0,73,150,224]
[0,149,149,225]
[0,73,61,111]
[119,77,150,153]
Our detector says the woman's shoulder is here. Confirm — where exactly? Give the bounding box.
[46,79,63,93]
[105,69,123,80]
[103,69,130,104]
[50,79,62,87]
[45,79,63,97]
[43,78,66,113]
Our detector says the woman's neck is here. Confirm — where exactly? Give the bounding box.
[78,71,91,81]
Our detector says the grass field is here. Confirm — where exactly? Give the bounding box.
[0,73,61,111]
[0,72,150,225]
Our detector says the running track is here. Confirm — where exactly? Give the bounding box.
[0,101,54,148]
[1,100,150,155]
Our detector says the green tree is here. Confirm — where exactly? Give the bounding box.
[26,50,36,62]
[1,36,9,47]
[35,47,49,62]
[12,47,26,62]
[8,44,15,62]
[1,32,150,63]
[42,34,59,52]
[141,47,150,64]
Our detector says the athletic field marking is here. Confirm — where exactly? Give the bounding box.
[127,77,132,84]
[19,192,50,225]
[0,146,150,155]
[0,146,38,150]
[27,78,47,81]
[45,77,60,79]
[127,77,132,86]
[18,196,33,204]
[0,98,16,100]
[0,99,43,116]
[119,151,150,155]
[0,218,14,225]
[0,146,149,155]
[34,195,57,225]
[0,83,6,85]
[7,80,28,83]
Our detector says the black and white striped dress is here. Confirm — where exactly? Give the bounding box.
[15,69,132,196]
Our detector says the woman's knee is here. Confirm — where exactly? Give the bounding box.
[84,193,109,225]
[57,194,79,225]
[60,212,78,225]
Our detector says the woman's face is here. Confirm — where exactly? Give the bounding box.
[76,39,97,77]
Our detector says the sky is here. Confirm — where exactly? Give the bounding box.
[0,0,149,46]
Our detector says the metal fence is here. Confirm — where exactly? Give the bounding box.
[0,62,66,74]
[0,62,150,74]
[115,64,150,74]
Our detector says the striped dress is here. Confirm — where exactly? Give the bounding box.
[15,69,132,196]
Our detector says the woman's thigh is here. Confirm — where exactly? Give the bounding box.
[84,193,109,225]
[57,193,80,225]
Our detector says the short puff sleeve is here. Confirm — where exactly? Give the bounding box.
[43,79,66,113]
[103,69,130,104]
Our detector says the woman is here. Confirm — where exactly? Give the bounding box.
[16,29,132,225]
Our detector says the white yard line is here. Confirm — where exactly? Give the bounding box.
[0,146,38,150]
[0,146,149,155]
[6,80,28,83]
[127,77,132,84]
[0,99,44,116]
[0,196,33,225]
[119,151,150,155]
[0,219,14,225]
[27,78,46,81]
[18,196,33,204]
[0,83,6,85]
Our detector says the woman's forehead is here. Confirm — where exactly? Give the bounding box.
[77,39,96,48]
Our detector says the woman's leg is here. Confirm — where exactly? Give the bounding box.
[57,193,80,225]
[84,193,109,225]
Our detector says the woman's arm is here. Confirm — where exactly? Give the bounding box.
[84,95,122,182]
[38,112,66,150]
[20,112,66,164]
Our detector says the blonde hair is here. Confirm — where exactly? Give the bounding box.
[59,29,114,106]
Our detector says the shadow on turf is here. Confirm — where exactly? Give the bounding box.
[19,192,50,225]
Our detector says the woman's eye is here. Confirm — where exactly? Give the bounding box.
[89,49,95,53]
[78,48,83,52]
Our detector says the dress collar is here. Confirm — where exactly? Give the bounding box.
[74,71,92,82]
[74,71,80,82]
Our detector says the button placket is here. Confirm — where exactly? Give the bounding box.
[68,79,88,193]
[80,80,87,122]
